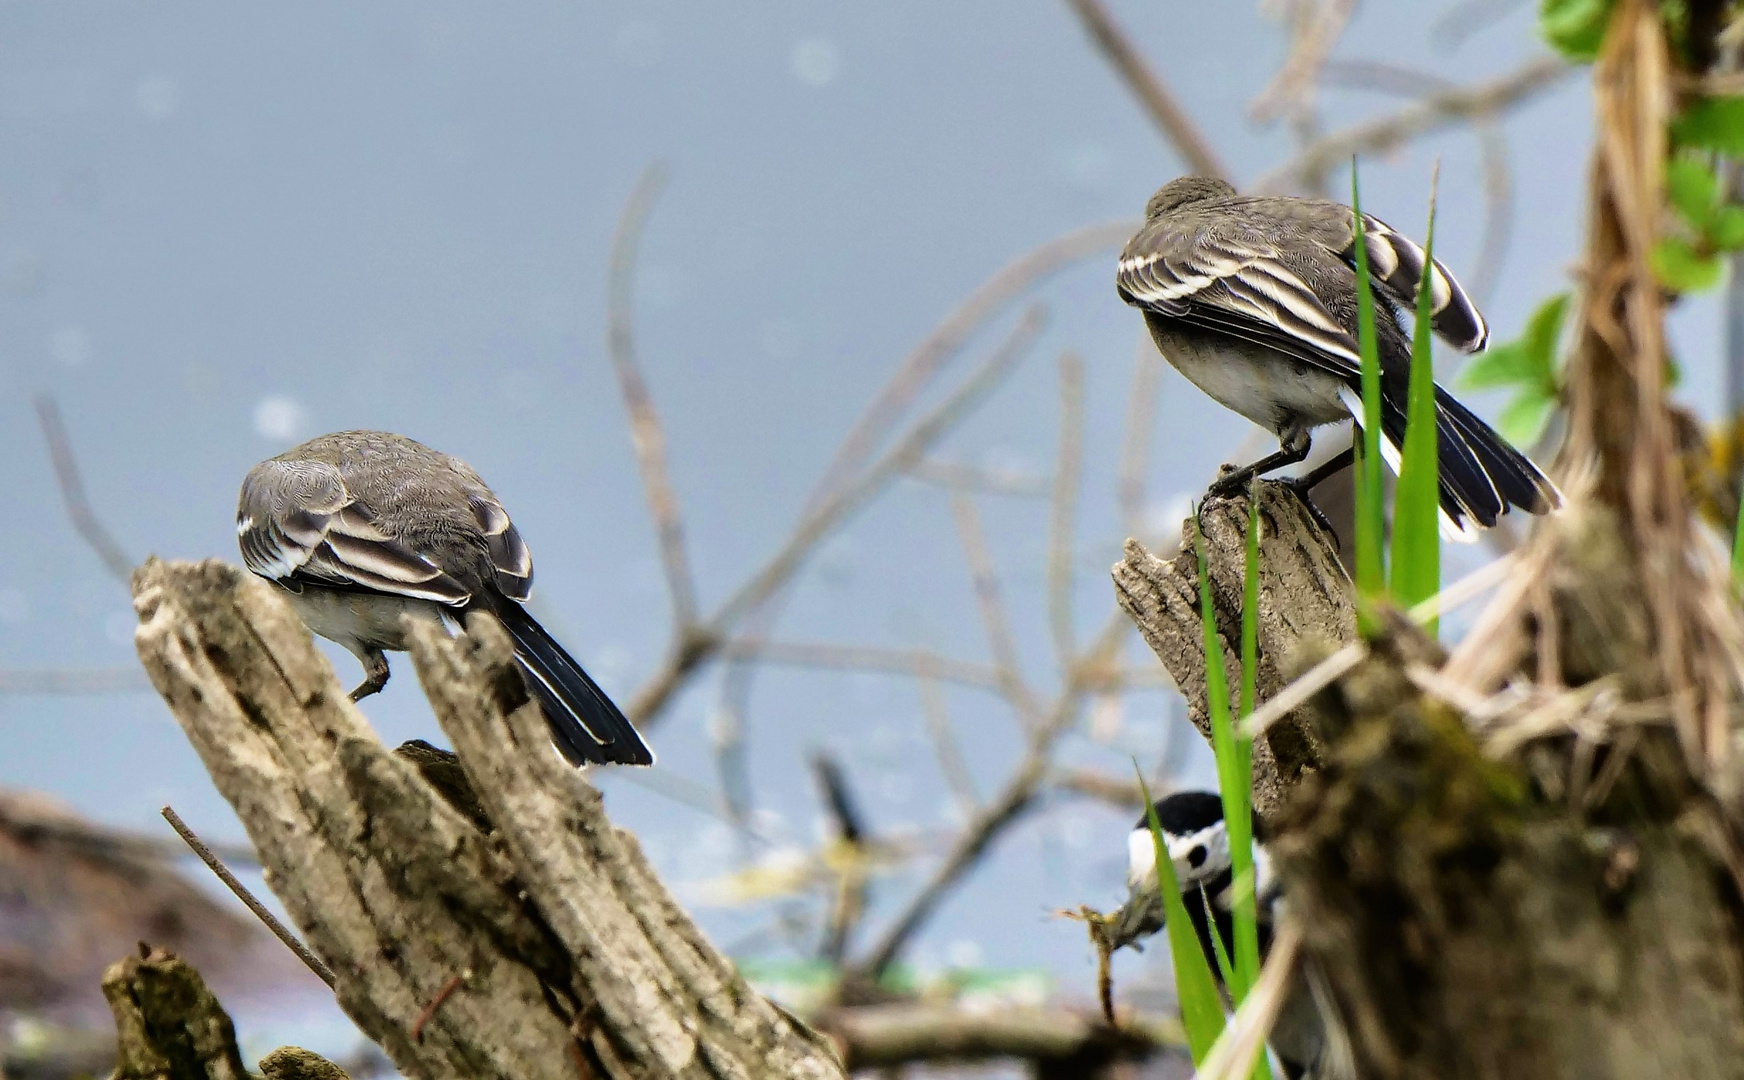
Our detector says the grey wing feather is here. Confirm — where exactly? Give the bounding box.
[468,493,533,601]
[237,459,471,605]
[1118,221,1363,380]
[1346,212,1489,352]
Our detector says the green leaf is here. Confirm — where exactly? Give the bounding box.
[1540,0,1613,61]
[1666,155,1721,225]
[1391,185,1441,628]
[1650,236,1724,292]
[1709,205,1744,250]
[1350,164,1386,610]
[1673,97,1744,156]
[1496,388,1558,447]
[1135,768,1226,1065]
[1460,293,1568,393]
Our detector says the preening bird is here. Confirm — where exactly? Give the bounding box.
[236,431,654,766]
[1111,791,1340,1080]
[1118,176,1560,540]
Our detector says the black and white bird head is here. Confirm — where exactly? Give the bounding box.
[1127,790,1233,893]
[1108,790,1276,954]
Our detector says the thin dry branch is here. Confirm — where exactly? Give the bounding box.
[607,164,700,635]
[35,394,132,584]
[1061,0,1229,178]
[628,304,1048,725]
[161,806,335,990]
[855,613,1129,978]
[722,639,1003,692]
[1254,55,1571,193]
[1117,339,1165,539]
[950,491,1039,725]
[916,662,981,815]
[1048,353,1086,668]
[905,457,1051,498]
[817,1001,1164,1072]
[1250,0,1357,124]
[803,222,1132,510]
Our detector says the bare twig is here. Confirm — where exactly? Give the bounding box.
[1048,354,1086,668]
[855,614,1129,978]
[804,221,1133,510]
[725,639,1003,692]
[905,457,1051,498]
[950,491,1038,725]
[629,305,1047,725]
[1061,0,1229,178]
[35,394,132,584]
[606,164,699,635]
[916,659,981,815]
[0,667,151,694]
[160,805,335,990]
[1117,339,1165,539]
[412,973,469,1043]
[1254,55,1571,193]
[1250,0,1357,124]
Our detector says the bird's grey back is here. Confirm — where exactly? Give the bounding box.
[244,430,513,595]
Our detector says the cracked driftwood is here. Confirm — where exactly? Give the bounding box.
[1114,483,1350,815]
[130,558,845,1080]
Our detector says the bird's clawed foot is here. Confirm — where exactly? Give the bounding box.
[349,649,391,703]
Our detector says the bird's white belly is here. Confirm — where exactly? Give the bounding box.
[283,586,448,658]
[1155,333,1350,434]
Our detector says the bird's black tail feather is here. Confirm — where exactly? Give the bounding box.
[1360,383,1560,539]
[493,602,654,766]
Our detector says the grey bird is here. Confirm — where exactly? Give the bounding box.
[236,431,654,766]
[1119,176,1559,540]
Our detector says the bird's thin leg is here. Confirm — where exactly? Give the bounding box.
[349,647,391,702]
[1206,434,1313,498]
[1283,446,1356,494]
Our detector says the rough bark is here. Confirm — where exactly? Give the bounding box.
[130,557,845,1080]
[101,945,351,1080]
[1113,483,1351,816]
[1113,489,1744,1077]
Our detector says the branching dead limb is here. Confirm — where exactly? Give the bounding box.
[1255,55,1571,193]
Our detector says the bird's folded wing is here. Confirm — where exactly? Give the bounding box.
[1119,225,1364,381]
[1340,212,1488,352]
[237,458,470,604]
[466,492,533,602]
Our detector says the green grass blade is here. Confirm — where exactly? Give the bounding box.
[1390,176,1442,630]
[1733,493,1744,591]
[1135,767,1226,1064]
[1350,162,1386,612]
[1198,886,1237,989]
[1241,480,1261,722]
[1194,520,1262,1001]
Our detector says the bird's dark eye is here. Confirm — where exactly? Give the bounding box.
[1188,845,1207,869]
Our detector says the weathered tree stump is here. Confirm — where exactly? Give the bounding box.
[130,558,845,1080]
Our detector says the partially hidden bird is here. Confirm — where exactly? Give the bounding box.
[1119,175,1559,540]
[1112,791,1348,1080]
[237,430,653,766]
